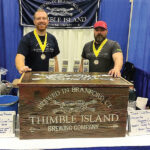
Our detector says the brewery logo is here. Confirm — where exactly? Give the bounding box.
[40,1,86,27]
[52,99,97,114]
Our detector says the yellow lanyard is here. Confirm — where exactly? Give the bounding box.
[93,38,108,57]
[34,29,47,53]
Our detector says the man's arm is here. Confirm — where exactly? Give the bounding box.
[54,56,59,72]
[108,52,123,77]
[15,54,32,74]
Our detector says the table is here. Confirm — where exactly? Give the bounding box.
[0,135,150,149]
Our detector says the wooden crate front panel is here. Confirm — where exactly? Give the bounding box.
[19,87,128,139]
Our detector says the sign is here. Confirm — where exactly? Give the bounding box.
[18,72,132,139]
[0,111,16,137]
[128,110,150,136]
[19,0,99,28]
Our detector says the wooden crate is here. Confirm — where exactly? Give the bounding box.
[18,72,132,139]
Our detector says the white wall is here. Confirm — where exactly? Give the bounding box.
[24,27,94,72]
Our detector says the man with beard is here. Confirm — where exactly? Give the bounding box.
[80,21,123,77]
[15,9,60,74]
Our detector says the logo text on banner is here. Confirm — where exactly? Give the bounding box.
[19,0,99,28]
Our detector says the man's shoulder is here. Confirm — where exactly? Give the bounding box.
[84,40,93,46]
[22,31,34,40]
[47,32,56,39]
[106,39,122,52]
[107,39,120,45]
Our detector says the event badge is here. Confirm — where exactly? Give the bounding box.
[34,29,47,60]
[94,60,99,65]
[41,53,46,60]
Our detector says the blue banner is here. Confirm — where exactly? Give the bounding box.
[19,0,99,28]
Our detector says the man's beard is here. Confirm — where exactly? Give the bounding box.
[36,24,47,32]
[95,34,105,44]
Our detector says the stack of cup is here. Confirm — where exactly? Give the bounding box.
[73,60,80,72]
[49,59,55,72]
[83,59,89,72]
[62,60,68,72]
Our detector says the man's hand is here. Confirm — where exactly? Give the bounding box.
[108,68,121,78]
[15,54,32,74]
[110,52,123,77]
[19,66,32,74]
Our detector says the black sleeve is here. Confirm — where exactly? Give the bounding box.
[17,35,30,57]
[112,42,122,54]
[81,44,87,59]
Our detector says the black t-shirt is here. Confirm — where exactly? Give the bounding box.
[17,31,60,71]
[82,39,122,72]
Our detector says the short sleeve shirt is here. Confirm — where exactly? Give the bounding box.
[17,31,60,71]
[82,39,122,72]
